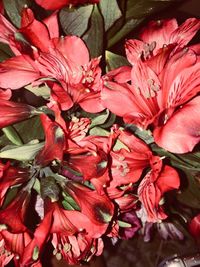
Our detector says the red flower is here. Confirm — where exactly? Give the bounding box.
[125,18,200,65]
[22,200,105,266]
[102,45,200,153]
[0,9,104,113]
[109,129,154,187]
[138,160,180,222]
[35,0,100,11]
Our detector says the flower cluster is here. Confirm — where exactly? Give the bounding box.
[0,1,199,266]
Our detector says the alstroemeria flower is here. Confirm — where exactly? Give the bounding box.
[109,129,155,187]
[22,200,105,266]
[0,9,104,113]
[35,0,100,11]
[138,160,180,222]
[102,46,200,153]
[125,17,200,65]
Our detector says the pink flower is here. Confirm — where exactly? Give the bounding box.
[109,129,155,187]
[102,46,200,153]
[0,9,104,113]
[138,160,180,222]
[35,0,100,11]
[125,18,200,64]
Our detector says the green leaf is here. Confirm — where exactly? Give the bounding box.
[0,117,44,146]
[106,50,130,71]
[89,126,109,136]
[99,0,122,31]
[0,140,44,161]
[62,192,80,211]
[2,126,23,146]
[59,5,93,37]
[118,220,132,228]
[0,43,13,62]
[14,116,44,143]
[3,0,31,27]
[177,172,200,209]
[25,84,50,100]
[82,4,104,57]
[90,109,110,129]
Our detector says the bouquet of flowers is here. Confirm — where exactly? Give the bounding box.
[0,0,199,266]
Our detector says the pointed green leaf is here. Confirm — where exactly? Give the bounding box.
[82,4,104,57]
[106,50,130,71]
[59,5,93,37]
[2,126,23,146]
[177,172,200,209]
[99,0,122,31]
[89,126,109,136]
[0,141,44,161]
[90,109,110,129]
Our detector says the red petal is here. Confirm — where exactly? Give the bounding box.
[0,14,16,45]
[170,18,200,47]
[154,96,200,153]
[79,92,105,113]
[20,8,51,52]
[160,48,197,108]
[35,0,68,10]
[43,12,59,39]
[55,36,89,66]
[189,214,200,239]
[0,55,40,89]
[156,165,180,194]
[125,39,144,65]
[36,114,66,166]
[140,19,178,51]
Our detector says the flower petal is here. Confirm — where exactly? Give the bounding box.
[154,96,200,153]
[0,55,40,89]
